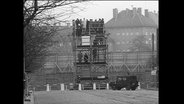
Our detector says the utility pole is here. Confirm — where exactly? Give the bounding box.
[157,28,159,70]
[152,33,154,71]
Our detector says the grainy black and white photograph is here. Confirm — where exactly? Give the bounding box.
[23,0,159,104]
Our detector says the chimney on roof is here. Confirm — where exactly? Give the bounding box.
[133,7,137,16]
[137,8,142,15]
[113,8,118,21]
[145,9,149,17]
[125,8,129,15]
[126,8,132,17]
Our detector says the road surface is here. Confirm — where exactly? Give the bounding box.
[34,90,158,104]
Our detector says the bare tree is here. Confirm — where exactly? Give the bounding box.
[23,0,90,98]
[24,0,89,72]
[129,35,151,52]
[24,25,57,72]
[24,0,88,28]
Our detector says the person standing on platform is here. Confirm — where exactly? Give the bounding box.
[89,19,93,33]
[84,53,89,63]
[82,18,86,32]
[93,48,97,62]
[86,19,89,33]
[97,18,101,34]
[72,20,76,30]
[94,19,97,33]
[78,19,82,36]
[101,18,104,34]
[78,51,83,63]
[93,38,98,46]
[76,18,80,36]
[99,18,103,34]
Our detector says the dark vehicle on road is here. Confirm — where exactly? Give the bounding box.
[109,76,138,90]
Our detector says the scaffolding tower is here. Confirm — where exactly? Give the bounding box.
[72,19,109,84]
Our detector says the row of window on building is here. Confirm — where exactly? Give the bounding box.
[116,32,156,36]
[115,40,156,45]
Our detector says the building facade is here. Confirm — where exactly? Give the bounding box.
[105,8,158,52]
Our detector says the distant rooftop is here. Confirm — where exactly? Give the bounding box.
[105,8,157,28]
[148,11,158,26]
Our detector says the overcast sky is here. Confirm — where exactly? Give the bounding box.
[54,1,158,24]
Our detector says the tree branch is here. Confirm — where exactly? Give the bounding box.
[24,0,38,28]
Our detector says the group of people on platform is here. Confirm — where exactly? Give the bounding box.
[93,36,104,46]
[72,18,105,36]
[77,50,98,63]
[78,51,89,63]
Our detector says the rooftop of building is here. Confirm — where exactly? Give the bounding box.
[105,8,158,28]
[148,11,158,26]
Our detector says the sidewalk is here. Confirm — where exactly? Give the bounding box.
[146,87,158,91]
[24,92,34,104]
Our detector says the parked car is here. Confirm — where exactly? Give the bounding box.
[109,76,138,90]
